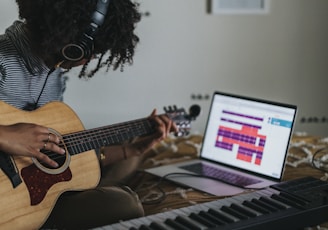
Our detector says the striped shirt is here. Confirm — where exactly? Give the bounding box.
[0,21,67,111]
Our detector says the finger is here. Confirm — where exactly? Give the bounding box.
[48,133,61,144]
[46,133,51,143]
[32,149,59,168]
[152,116,168,139]
[44,142,65,155]
[42,142,47,150]
[157,115,178,135]
[34,126,52,142]
[150,109,157,117]
[164,115,178,133]
[158,116,171,135]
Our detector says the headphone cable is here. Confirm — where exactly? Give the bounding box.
[33,67,56,110]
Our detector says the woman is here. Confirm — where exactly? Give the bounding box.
[0,0,177,229]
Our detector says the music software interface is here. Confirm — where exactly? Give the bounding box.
[202,94,296,179]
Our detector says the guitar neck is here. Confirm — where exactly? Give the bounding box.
[62,117,155,155]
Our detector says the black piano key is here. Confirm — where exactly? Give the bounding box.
[242,200,271,214]
[279,191,309,206]
[139,225,152,230]
[199,210,226,225]
[259,197,288,210]
[230,203,258,217]
[164,218,190,230]
[175,216,202,230]
[271,194,305,209]
[189,212,217,228]
[129,227,138,230]
[207,208,235,223]
[221,205,249,220]
[149,222,168,230]
[251,198,279,212]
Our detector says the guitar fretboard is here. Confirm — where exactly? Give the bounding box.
[62,118,155,155]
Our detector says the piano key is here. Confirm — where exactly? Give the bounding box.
[271,194,304,209]
[125,214,167,230]
[259,197,288,210]
[221,205,249,220]
[225,194,271,216]
[279,191,309,206]
[256,189,276,198]
[200,198,239,222]
[133,216,154,227]
[149,222,168,230]
[198,210,226,225]
[175,216,202,230]
[251,198,280,212]
[189,212,217,228]
[230,203,258,217]
[138,220,173,230]
[207,208,235,223]
[242,200,271,214]
[154,209,200,230]
[164,218,190,230]
[152,213,177,230]
[139,225,152,230]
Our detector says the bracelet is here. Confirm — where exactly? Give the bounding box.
[122,146,127,160]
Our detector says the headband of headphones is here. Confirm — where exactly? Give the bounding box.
[61,0,110,62]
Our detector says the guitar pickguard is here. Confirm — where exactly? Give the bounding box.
[21,164,72,205]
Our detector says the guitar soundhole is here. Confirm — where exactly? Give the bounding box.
[41,147,67,168]
[32,138,71,175]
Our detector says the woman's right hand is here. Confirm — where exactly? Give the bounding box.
[0,123,65,168]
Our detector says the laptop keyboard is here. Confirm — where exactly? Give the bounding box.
[180,162,261,188]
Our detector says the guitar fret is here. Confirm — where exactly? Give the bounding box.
[62,110,191,156]
[63,124,148,154]
[80,139,88,153]
[75,137,83,154]
[85,139,93,151]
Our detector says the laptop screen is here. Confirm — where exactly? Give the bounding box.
[201,92,297,180]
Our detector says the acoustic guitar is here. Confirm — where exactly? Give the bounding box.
[0,101,199,229]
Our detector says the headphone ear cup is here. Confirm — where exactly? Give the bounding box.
[79,34,94,60]
[61,42,85,62]
[61,0,110,63]
[61,34,94,62]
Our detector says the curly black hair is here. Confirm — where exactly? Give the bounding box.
[15,0,141,78]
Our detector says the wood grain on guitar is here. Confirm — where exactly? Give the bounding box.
[0,101,199,229]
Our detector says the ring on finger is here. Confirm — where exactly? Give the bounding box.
[43,142,47,150]
[47,133,51,143]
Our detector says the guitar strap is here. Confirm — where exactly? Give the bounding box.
[0,152,22,188]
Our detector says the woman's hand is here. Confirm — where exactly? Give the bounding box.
[126,109,178,156]
[100,109,178,165]
[0,123,65,168]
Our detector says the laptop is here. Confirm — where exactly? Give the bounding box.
[146,91,297,196]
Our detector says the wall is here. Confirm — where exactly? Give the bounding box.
[0,0,327,136]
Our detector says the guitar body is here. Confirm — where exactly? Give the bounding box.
[0,101,100,229]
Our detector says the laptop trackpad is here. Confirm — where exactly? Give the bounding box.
[146,164,246,196]
[167,176,245,196]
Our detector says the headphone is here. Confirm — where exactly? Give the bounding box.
[61,0,110,62]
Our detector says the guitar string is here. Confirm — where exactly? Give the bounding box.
[59,114,187,154]
[40,112,187,164]
[41,118,154,161]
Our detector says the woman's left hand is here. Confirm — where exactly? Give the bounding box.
[125,109,178,157]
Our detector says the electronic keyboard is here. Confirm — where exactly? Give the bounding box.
[95,177,328,230]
